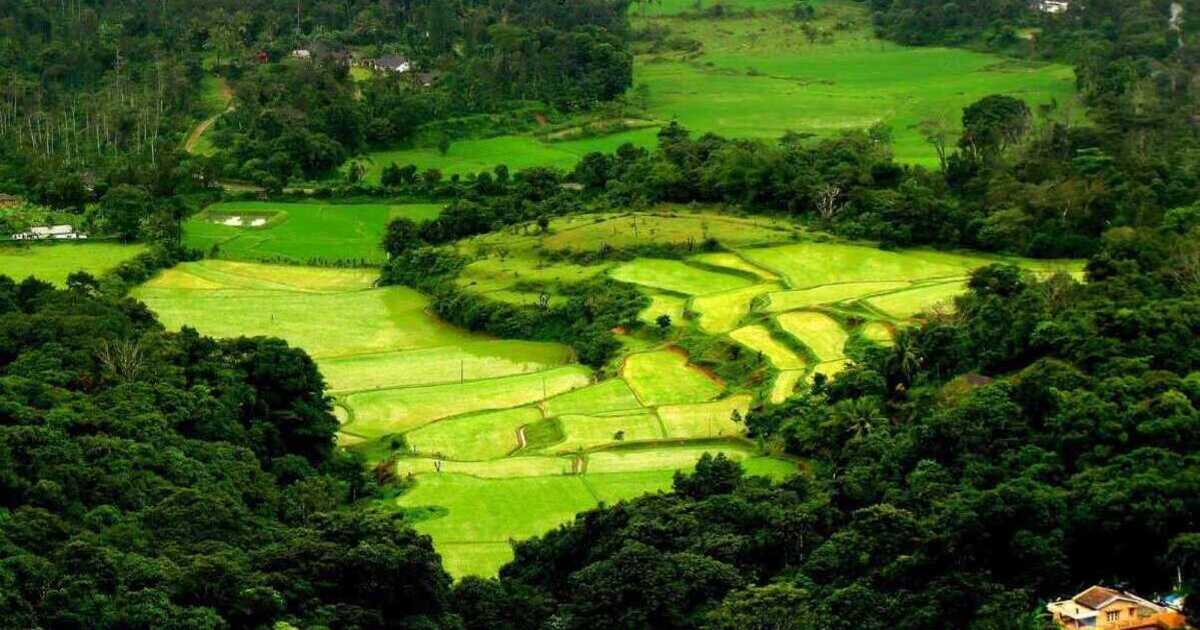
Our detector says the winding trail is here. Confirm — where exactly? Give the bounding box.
[183,78,233,155]
[516,426,528,449]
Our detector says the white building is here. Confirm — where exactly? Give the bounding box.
[1033,0,1069,13]
[12,225,87,241]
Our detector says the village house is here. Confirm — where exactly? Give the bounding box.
[11,225,87,241]
[361,54,412,74]
[291,48,312,60]
[0,193,22,209]
[1047,586,1189,630]
[1032,0,1070,13]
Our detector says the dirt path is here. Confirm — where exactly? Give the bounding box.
[516,426,528,449]
[184,78,234,155]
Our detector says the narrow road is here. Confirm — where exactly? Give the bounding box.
[184,77,233,155]
[516,426,527,449]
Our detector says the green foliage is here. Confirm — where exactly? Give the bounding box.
[0,277,454,626]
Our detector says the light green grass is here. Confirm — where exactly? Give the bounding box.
[396,455,575,478]
[320,340,572,393]
[729,325,806,370]
[0,242,148,286]
[542,378,645,416]
[405,407,541,460]
[585,442,767,473]
[692,282,782,333]
[610,258,755,295]
[639,293,688,326]
[776,311,848,361]
[771,369,806,403]
[658,395,751,439]
[551,411,666,453]
[861,321,894,345]
[342,366,592,437]
[461,211,794,256]
[622,350,724,406]
[133,262,478,359]
[690,252,779,280]
[184,201,442,264]
[761,281,910,312]
[740,243,977,289]
[866,280,969,319]
[636,8,1076,167]
[810,358,851,382]
[456,255,605,294]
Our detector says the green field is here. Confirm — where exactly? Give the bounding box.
[777,311,848,362]
[0,242,148,285]
[622,349,724,406]
[359,0,1075,177]
[184,201,442,264]
[131,211,1077,579]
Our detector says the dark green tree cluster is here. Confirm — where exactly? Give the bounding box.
[0,275,455,627]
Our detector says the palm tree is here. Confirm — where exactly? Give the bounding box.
[885,331,923,388]
[828,398,884,443]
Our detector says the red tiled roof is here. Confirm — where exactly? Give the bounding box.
[1076,586,1121,610]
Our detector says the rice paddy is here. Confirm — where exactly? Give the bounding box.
[0,242,148,285]
[622,349,725,406]
[185,201,442,264]
[776,311,849,362]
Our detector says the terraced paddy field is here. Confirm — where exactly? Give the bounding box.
[359,0,1075,177]
[184,201,443,264]
[0,242,147,285]
[136,208,1080,578]
[131,254,800,577]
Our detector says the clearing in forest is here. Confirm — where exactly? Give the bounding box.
[185,201,442,264]
[0,242,147,286]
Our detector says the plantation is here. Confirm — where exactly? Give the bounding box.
[184,201,443,264]
[0,242,147,285]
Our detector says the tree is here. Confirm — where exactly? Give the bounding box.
[656,313,672,330]
[383,218,424,257]
[97,184,154,241]
[917,113,954,172]
[960,95,1031,160]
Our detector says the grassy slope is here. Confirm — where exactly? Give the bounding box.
[359,0,1075,177]
[0,242,148,286]
[185,201,442,264]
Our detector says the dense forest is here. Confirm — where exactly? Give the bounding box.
[3,0,1200,627]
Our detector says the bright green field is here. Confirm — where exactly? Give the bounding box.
[762,281,909,312]
[405,407,542,460]
[341,366,592,437]
[866,280,970,319]
[542,379,645,416]
[777,311,848,361]
[622,350,724,406]
[359,1,1075,175]
[692,282,782,333]
[609,258,754,295]
[658,395,751,439]
[551,411,666,452]
[0,242,147,286]
[184,201,442,264]
[729,325,806,370]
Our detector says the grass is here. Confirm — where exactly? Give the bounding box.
[542,378,644,416]
[861,321,894,345]
[690,252,779,280]
[584,442,773,473]
[657,395,751,439]
[319,340,572,393]
[622,349,724,406]
[184,201,442,264]
[456,255,605,293]
[358,1,1075,175]
[691,282,783,333]
[341,366,593,437]
[776,311,848,361]
[405,407,540,460]
[771,370,806,403]
[133,262,479,359]
[0,242,148,286]
[551,411,666,452]
[761,281,910,312]
[729,325,806,370]
[739,243,978,288]
[609,258,755,295]
[395,455,575,478]
[866,280,969,319]
[459,210,794,256]
[639,293,688,326]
